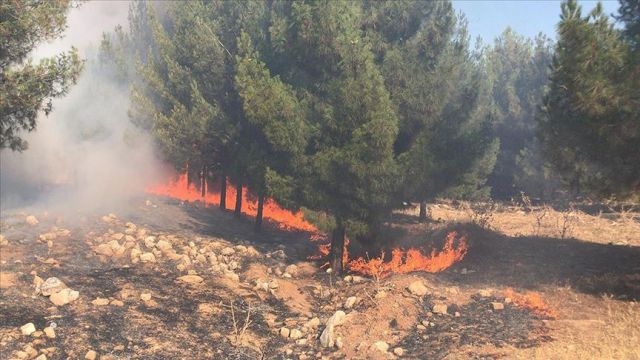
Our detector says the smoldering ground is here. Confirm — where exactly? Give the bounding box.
[0,1,164,217]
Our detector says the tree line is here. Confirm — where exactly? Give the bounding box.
[1,0,638,273]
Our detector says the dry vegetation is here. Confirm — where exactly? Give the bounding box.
[1,196,639,359]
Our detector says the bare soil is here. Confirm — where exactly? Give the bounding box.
[1,198,638,359]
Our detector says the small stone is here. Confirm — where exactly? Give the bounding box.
[140,293,152,301]
[94,243,113,257]
[24,346,38,358]
[416,324,426,330]
[26,215,39,225]
[156,240,172,252]
[110,299,124,307]
[144,236,156,248]
[296,338,308,346]
[290,329,302,340]
[305,317,320,329]
[15,351,29,359]
[393,347,405,356]
[491,302,504,310]
[432,304,448,315]
[221,247,235,256]
[40,277,67,296]
[35,355,47,360]
[454,311,461,317]
[343,275,353,282]
[408,281,428,296]
[32,330,43,337]
[177,275,203,284]
[285,264,298,276]
[478,289,492,297]
[344,296,357,309]
[43,327,55,338]
[280,327,290,338]
[372,341,389,352]
[85,350,97,360]
[139,252,156,263]
[20,323,36,335]
[92,298,110,306]
[504,297,512,304]
[50,288,79,306]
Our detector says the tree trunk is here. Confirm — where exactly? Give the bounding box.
[234,181,243,218]
[219,172,227,210]
[200,165,206,198]
[419,201,427,222]
[330,219,346,275]
[254,191,265,232]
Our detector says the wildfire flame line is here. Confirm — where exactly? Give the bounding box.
[503,288,557,318]
[147,173,469,277]
[145,173,317,232]
[348,231,468,279]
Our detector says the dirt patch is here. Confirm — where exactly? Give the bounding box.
[0,271,17,289]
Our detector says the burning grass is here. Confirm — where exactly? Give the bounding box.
[348,231,468,279]
[146,173,317,232]
[503,288,558,319]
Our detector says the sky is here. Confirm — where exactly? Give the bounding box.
[452,0,621,43]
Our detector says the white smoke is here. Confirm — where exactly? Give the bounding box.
[0,1,164,216]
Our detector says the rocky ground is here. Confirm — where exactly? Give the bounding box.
[1,197,639,359]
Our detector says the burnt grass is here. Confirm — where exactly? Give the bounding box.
[398,294,553,359]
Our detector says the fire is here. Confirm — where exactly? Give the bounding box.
[146,173,317,232]
[503,288,557,318]
[348,231,468,279]
[148,173,469,279]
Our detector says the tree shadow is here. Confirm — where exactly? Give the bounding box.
[440,223,640,301]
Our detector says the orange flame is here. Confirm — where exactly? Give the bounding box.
[348,231,468,279]
[503,288,557,318]
[146,173,317,232]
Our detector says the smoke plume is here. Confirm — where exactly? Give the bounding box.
[0,1,164,216]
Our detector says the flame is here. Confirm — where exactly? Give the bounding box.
[503,288,557,318]
[347,231,468,279]
[146,173,317,232]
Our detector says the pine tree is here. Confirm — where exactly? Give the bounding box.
[540,0,640,197]
[1,0,83,151]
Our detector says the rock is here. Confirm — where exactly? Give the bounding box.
[305,317,320,329]
[156,240,172,252]
[326,310,346,327]
[0,234,7,246]
[221,247,235,256]
[50,288,79,306]
[289,329,302,340]
[319,324,336,348]
[110,299,124,307]
[285,264,298,277]
[177,275,203,284]
[94,243,114,257]
[32,330,43,337]
[408,281,428,296]
[372,341,389,353]
[26,215,39,225]
[280,327,290,338]
[335,336,343,349]
[85,350,97,360]
[130,248,141,263]
[20,323,36,335]
[92,298,110,306]
[343,275,353,283]
[344,296,357,309]
[40,277,67,296]
[140,293,152,301]
[139,252,156,263]
[35,355,47,360]
[478,289,492,297]
[504,297,512,304]
[14,351,29,359]
[320,311,346,348]
[144,236,156,248]
[296,338,308,346]
[491,302,504,310]
[43,327,55,338]
[112,233,125,241]
[393,347,405,356]
[432,304,448,315]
